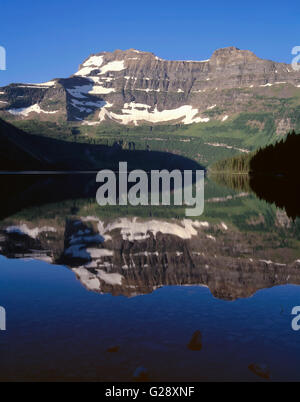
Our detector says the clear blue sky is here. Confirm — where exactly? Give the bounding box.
[0,0,299,86]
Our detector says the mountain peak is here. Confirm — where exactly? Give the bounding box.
[211,46,259,63]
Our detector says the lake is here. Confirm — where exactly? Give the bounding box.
[0,173,300,381]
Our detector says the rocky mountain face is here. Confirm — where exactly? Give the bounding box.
[1,47,300,127]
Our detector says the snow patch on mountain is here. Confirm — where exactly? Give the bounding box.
[71,98,106,109]
[93,103,210,126]
[89,85,115,95]
[99,60,126,74]
[124,102,151,110]
[67,80,115,98]
[8,104,59,116]
[27,80,57,87]
[83,55,104,67]
[75,58,126,77]
[14,81,57,88]
[74,66,98,76]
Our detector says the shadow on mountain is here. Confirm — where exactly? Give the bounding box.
[0,117,204,219]
[0,117,204,171]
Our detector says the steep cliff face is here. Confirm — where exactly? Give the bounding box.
[1,47,300,127]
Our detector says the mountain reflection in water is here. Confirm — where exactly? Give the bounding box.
[0,173,300,381]
[0,173,299,300]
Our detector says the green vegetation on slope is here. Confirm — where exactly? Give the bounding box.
[8,85,300,169]
[210,131,300,174]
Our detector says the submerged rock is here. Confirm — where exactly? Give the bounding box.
[133,366,149,381]
[248,363,270,380]
[187,330,202,351]
[106,346,120,353]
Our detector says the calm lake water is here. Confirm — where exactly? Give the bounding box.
[0,173,300,381]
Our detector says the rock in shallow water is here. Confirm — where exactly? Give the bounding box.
[187,330,202,351]
[106,346,120,353]
[133,366,149,381]
[248,363,270,380]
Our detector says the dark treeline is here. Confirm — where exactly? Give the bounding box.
[211,131,300,175]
